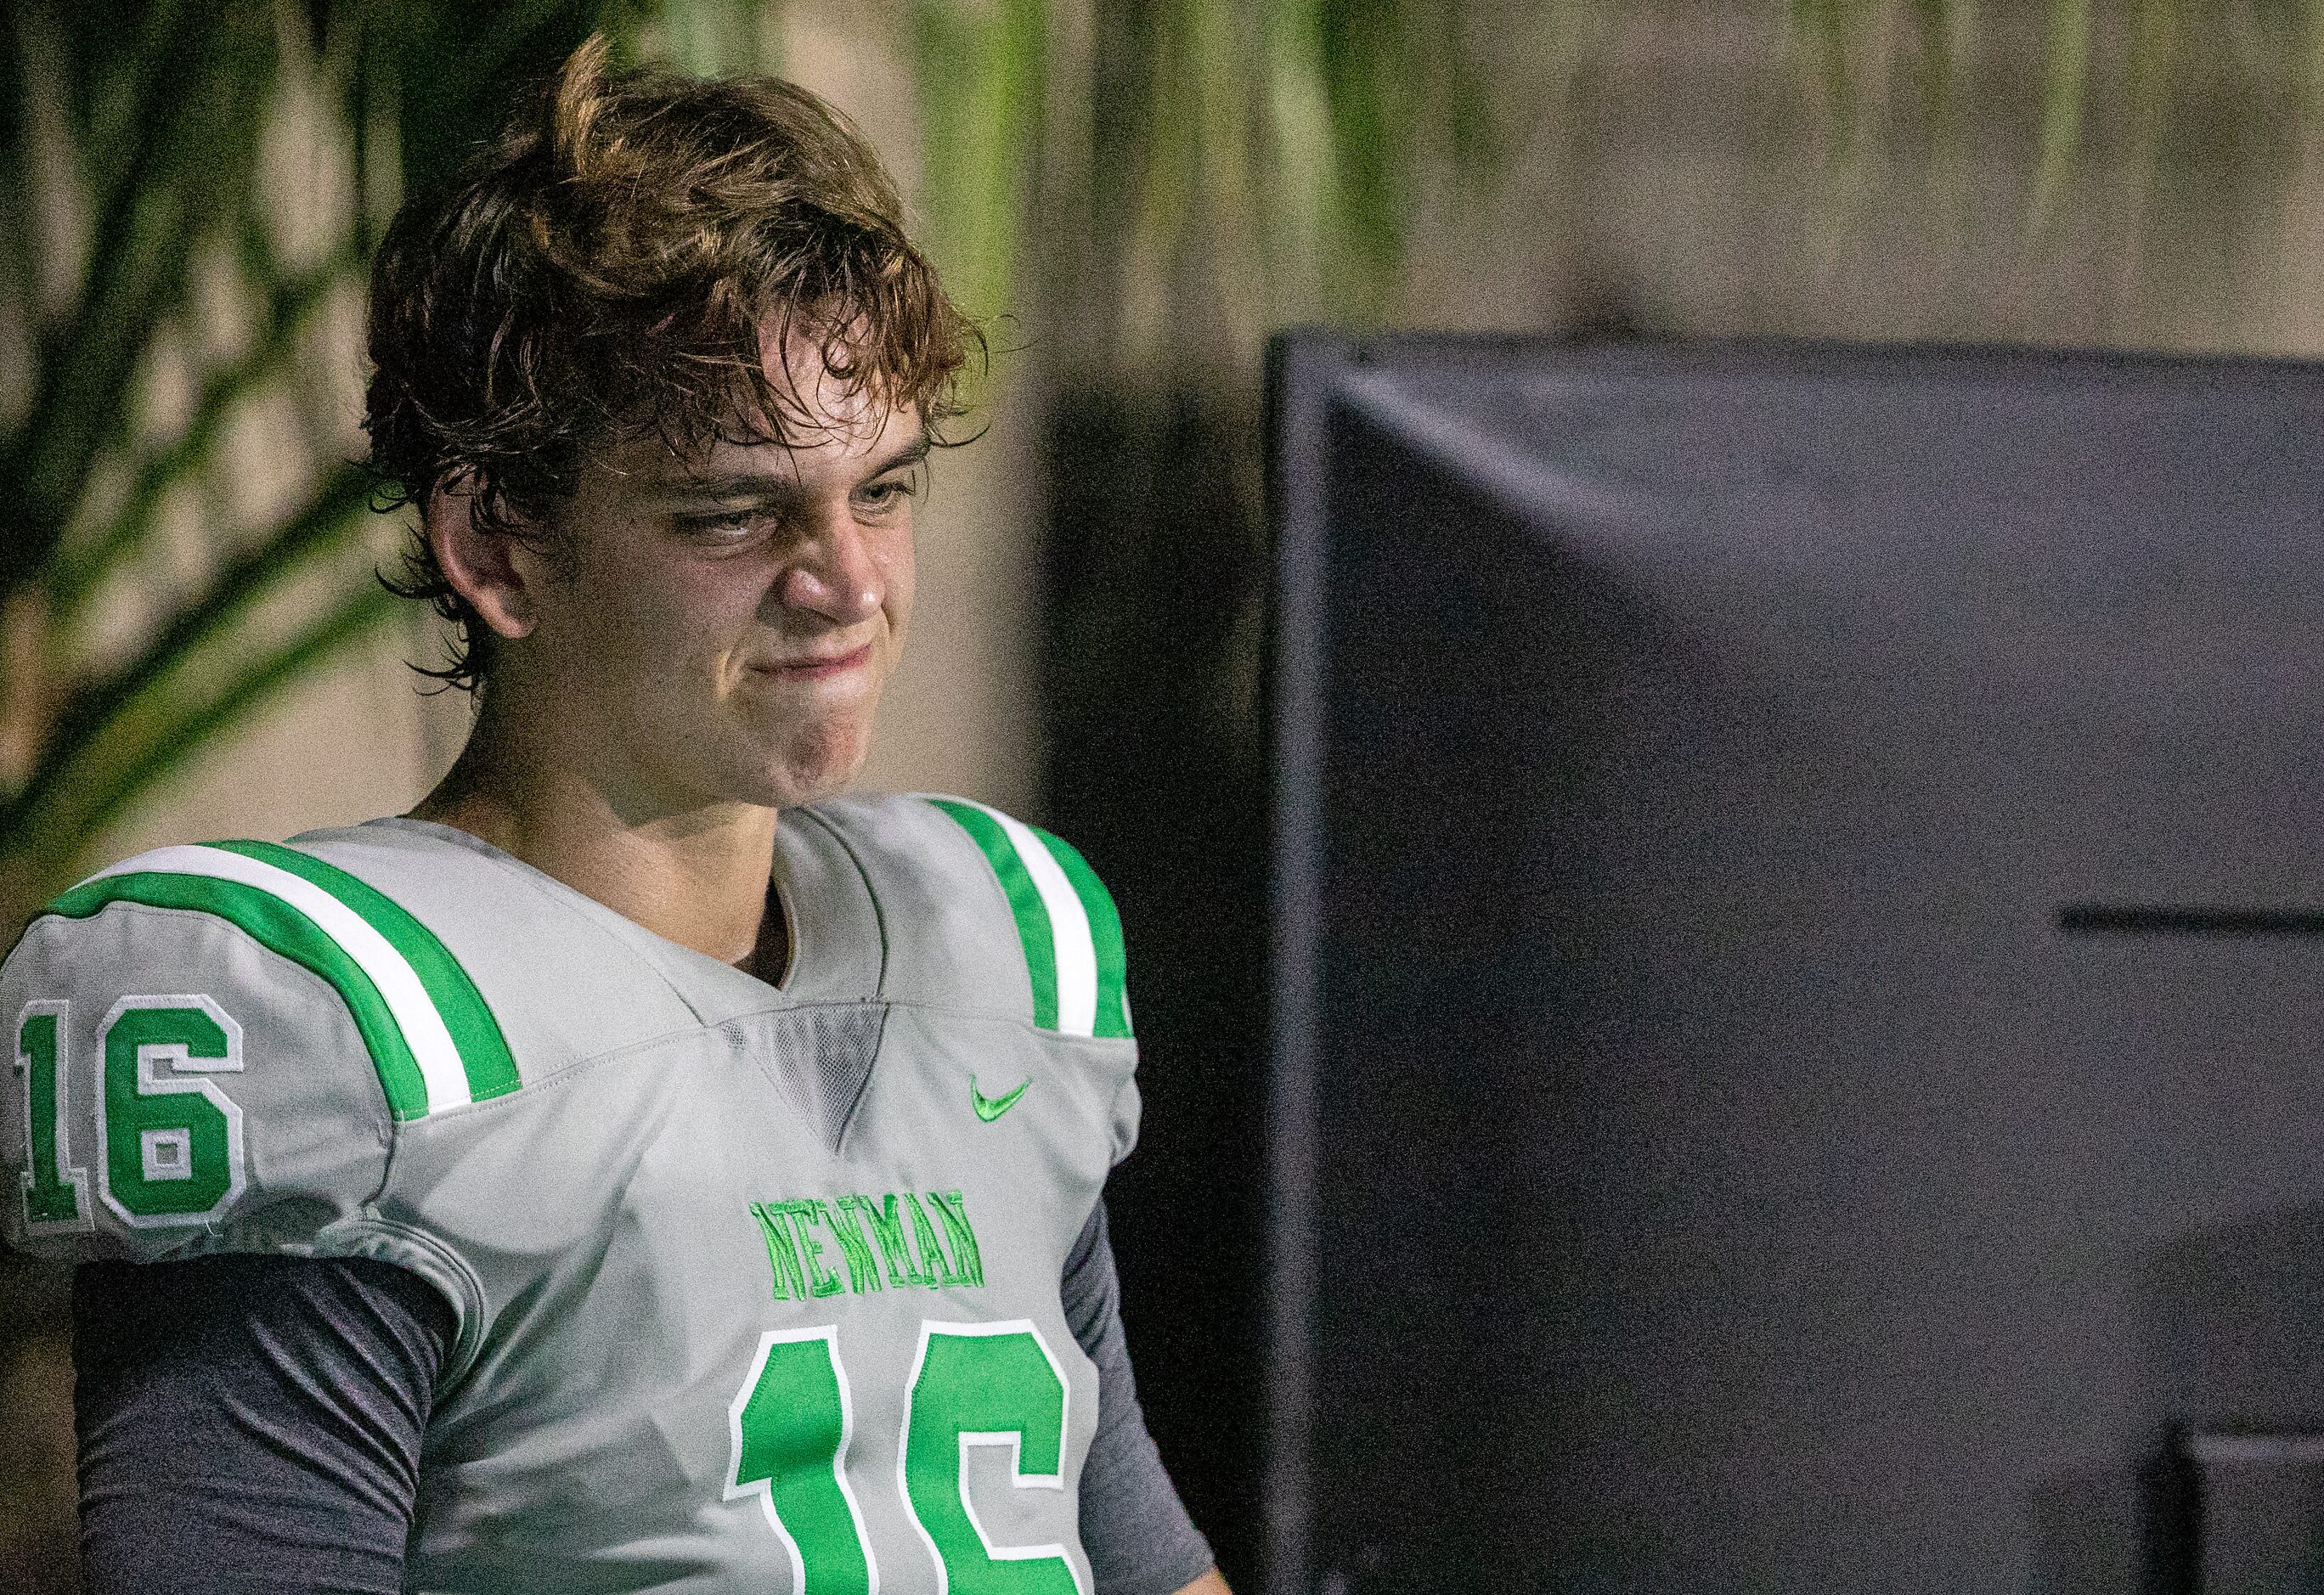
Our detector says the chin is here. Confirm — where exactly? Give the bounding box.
[756,722,876,807]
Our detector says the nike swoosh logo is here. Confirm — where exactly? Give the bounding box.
[970,1073,1031,1122]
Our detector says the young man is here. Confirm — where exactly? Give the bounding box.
[2,40,1227,1595]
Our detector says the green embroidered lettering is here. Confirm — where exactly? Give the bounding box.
[760,1190,992,1297]
[752,1202,811,1301]
[859,1193,928,1287]
[905,1192,959,1287]
[926,1191,984,1288]
[774,1200,847,1299]
[819,1198,883,1294]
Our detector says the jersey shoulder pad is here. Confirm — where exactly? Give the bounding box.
[798,793,1133,1040]
[288,818,703,1070]
[0,838,510,1264]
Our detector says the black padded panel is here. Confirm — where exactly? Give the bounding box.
[1265,337,2324,1595]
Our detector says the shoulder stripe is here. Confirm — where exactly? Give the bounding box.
[209,842,518,1105]
[994,810,1098,1036]
[43,843,513,1120]
[923,798,1131,1039]
[926,798,1060,1029]
[1029,829,1131,1040]
[45,859,432,1120]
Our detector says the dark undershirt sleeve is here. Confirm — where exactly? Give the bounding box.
[71,1202,1210,1595]
[1063,1200,1218,1595]
[72,1253,453,1595]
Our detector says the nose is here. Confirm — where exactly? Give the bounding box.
[777,510,883,627]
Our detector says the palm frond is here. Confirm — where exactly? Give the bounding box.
[1909,0,1972,119]
[6,465,377,848]
[657,0,775,77]
[5,577,402,899]
[43,249,363,622]
[911,0,1048,326]
[1791,0,1858,153]
[386,0,606,200]
[1315,0,1418,285]
[1,3,281,592]
[2030,0,2094,228]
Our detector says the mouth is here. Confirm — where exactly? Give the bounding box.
[756,641,874,681]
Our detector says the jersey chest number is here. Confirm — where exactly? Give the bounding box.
[729,1320,1082,1595]
[15,996,245,1233]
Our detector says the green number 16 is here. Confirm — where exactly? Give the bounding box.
[727,1319,1081,1594]
[15,997,245,1234]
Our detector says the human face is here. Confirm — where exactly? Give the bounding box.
[505,358,922,815]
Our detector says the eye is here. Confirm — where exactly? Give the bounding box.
[855,472,923,515]
[674,507,769,541]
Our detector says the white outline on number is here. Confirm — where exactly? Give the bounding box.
[139,1126,195,1181]
[93,995,245,1230]
[896,1318,1086,1595]
[725,1324,881,1595]
[15,999,90,1235]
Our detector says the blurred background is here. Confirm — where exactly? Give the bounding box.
[8,1,2324,1589]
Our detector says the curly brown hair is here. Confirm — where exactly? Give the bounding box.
[364,36,980,690]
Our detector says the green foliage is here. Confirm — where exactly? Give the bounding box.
[904,0,1509,372]
[1789,0,2324,235]
[2033,0,2096,223]
[3,3,277,599]
[912,0,1047,325]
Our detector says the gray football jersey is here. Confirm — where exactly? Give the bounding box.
[1,795,1143,1595]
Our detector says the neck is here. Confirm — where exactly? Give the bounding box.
[410,706,781,972]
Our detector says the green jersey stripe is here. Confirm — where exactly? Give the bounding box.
[924,798,1060,1030]
[42,871,432,1120]
[979,804,1099,1037]
[1029,828,1132,1040]
[206,841,518,1105]
[922,798,1131,1040]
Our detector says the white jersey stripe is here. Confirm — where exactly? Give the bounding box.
[85,845,471,1113]
[981,807,1099,1039]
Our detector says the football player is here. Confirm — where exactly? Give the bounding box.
[3,37,1228,1595]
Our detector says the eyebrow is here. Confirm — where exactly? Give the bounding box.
[657,435,932,501]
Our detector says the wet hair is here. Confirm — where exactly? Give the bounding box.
[364,35,979,690]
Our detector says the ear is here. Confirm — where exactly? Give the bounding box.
[423,479,542,640]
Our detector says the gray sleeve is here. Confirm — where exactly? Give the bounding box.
[72,1254,452,1595]
[1063,1200,1218,1595]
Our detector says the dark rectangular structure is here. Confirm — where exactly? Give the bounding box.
[1266,335,2324,1593]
